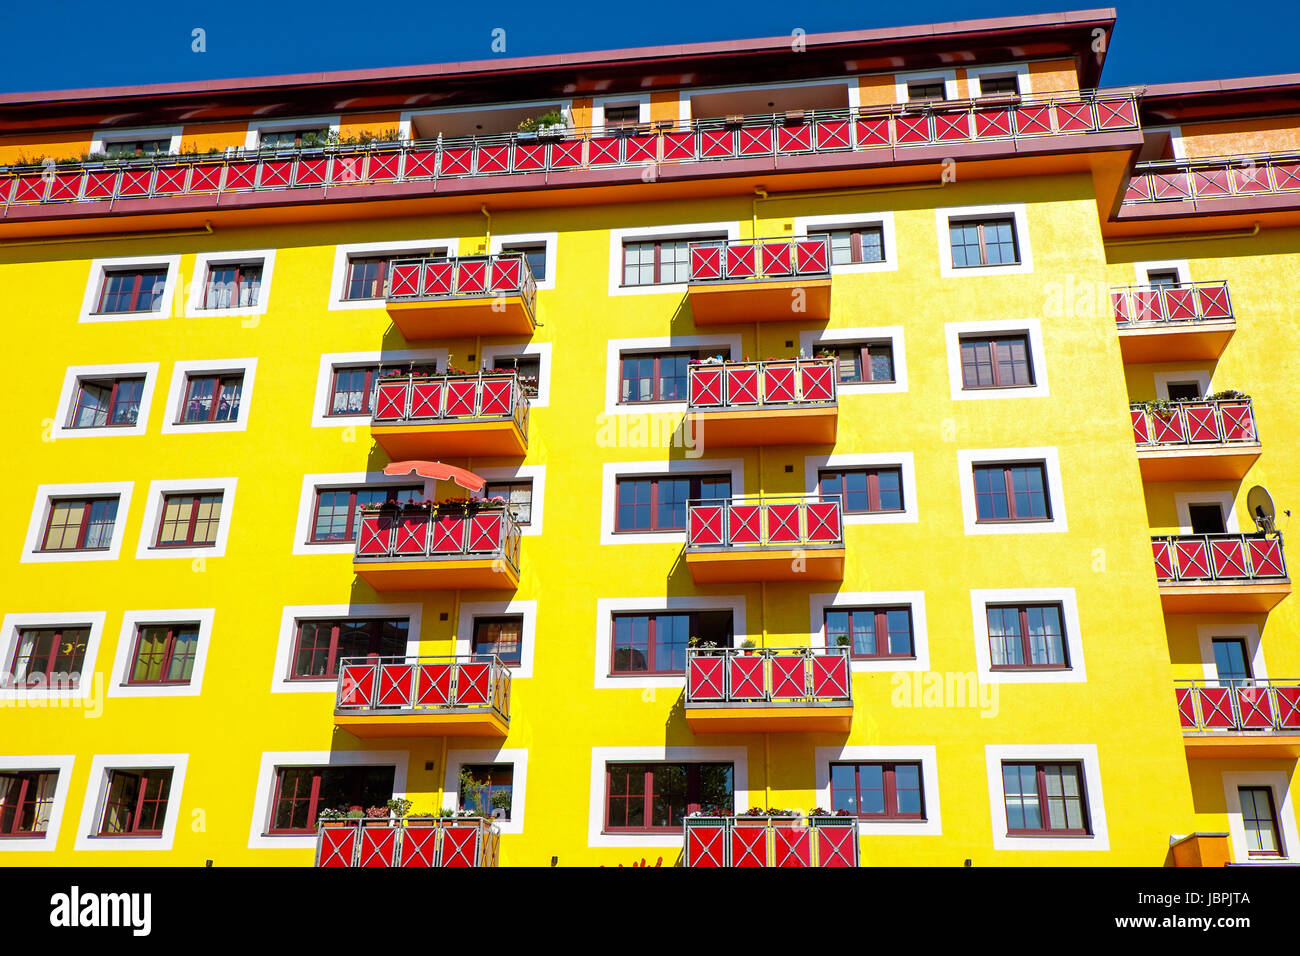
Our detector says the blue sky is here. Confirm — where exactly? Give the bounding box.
[0,1,1291,94]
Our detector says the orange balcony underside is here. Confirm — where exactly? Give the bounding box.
[355,558,519,591]
[1159,582,1291,614]
[334,710,508,738]
[688,279,831,325]
[371,420,527,458]
[1117,322,1235,363]
[1168,833,1232,868]
[386,298,534,340]
[1183,733,1300,760]
[685,704,853,734]
[687,407,837,447]
[1137,444,1261,482]
[685,548,844,583]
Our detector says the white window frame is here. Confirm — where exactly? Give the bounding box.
[1222,772,1298,864]
[592,94,652,131]
[809,591,929,672]
[945,319,1050,401]
[1197,623,1266,683]
[588,746,749,848]
[488,231,559,291]
[970,588,1086,684]
[269,604,423,694]
[797,326,907,395]
[89,125,183,158]
[936,203,1033,278]
[605,334,742,416]
[895,69,959,104]
[74,753,188,852]
[456,600,538,680]
[793,212,898,275]
[310,348,450,428]
[1154,368,1212,401]
[594,595,746,689]
[244,115,341,151]
[1175,491,1240,534]
[0,755,76,851]
[52,362,160,439]
[607,221,740,298]
[184,249,276,317]
[967,64,1031,98]
[475,465,546,537]
[478,342,553,407]
[599,458,745,546]
[21,482,133,564]
[108,608,216,699]
[78,254,183,324]
[327,239,456,311]
[160,358,257,434]
[1132,258,1191,286]
[804,452,918,525]
[957,447,1067,535]
[246,749,408,850]
[292,471,436,556]
[135,477,238,560]
[984,744,1109,851]
[815,746,942,835]
[443,748,529,835]
[0,611,107,701]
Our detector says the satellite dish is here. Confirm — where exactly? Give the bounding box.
[1247,486,1276,534]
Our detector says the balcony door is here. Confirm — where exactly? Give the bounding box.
[1211,637,1252,690]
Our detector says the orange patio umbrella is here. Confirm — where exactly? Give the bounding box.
[383,460,486,493]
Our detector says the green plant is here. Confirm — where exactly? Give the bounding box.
[458,768,486,814]
[386,798,413,819]
[517,110,566,133]
[1143,398,1178,417]
[345,808,366,819]
[1206,389,1249,402]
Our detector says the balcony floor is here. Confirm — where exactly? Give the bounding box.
[1117,321,1234,363]
[387,298,534,339]
[1183,733,1300,760]
[687,279,831,325]
[1137,444,1261,482]
[355,559,520,591]
[685,548,844,583]
[371,420,527,458]
[685,704,852,733]
[1159,581,1291,614]
[334,710,508,738]
[687,407,836,447]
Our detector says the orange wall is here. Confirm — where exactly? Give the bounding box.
[0,131,92,165]
[570,97,593,129]
[857,73,896,107]
[180,122,247,155]
[1178,117,1300,157]
[649,92,681,124]
[338,112,403,142]
[1029,58,1080,93]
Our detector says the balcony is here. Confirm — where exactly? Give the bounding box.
[354,505,521,591]
[685,358,837,446]
[684,815,859,867]
[684,646,852,733]
[1152,534,1290,613]
[1130,398,1260,481]
[1111,282,1235,362]
[686,237,831,324]
[1176,679,1300,758]
[1168,832,1232,867]
[370,371,529,458]
[685,494,844,583]
[384,254,537,339]
[333,654,510,738]
[1122,152,1300,213]
[316,817,500,868]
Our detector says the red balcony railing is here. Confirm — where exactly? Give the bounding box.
[1131,399,1257,447]
[0,91,1139,211]
[687,358,836,409]
[684,815,859,867]
[335,654,510,725]
[686,495,843,551]
[372,371,529,437]
[688,236,830,284]
[1111,281,1233,325]
[356,506,522,572]
[686,646,851,705]
[315,817,500,868]
[386,253,537,316]
[1123,152,1300,205]
[1152,534,1288,584]
[1176,679,1300,734]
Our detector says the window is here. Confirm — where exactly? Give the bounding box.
[949,217,1020,268]
[1212,638,1252,685]
[0,771,58,837]
[620,350,709,403]
[1166,381,1202,401]
[973,464,1050,522]
[179,373,243,424]
[1188,503,1227,535]
[622,237,721,286]
[824,607,913,659]
[259,127,329,149]
[807,226,885,265]
[270,765,395,834]
[491,355,541,398]
[202,262,262,310]
[830,762,924,819]
[290,618,409,679]
[96,268,168,314]
[471,616,524,666]
[604,762,734,831]
[484,480,532,526]
[1239,787,1283,857]
[126,624,199,685]
[959,335,1034,388]
[819,343,893,384]
[604,105,642,131]
[343,256,394,300]
[819,467,903,514]
[8,627,89,687]
[310,486,423,543]
[978,75,1020,96]
[99,769,173,836]
[154,493,223,548]
[986,604,1067,669]
[328,365,380,416]
[615,474,732,532]
[907,81,946,102]
[39,498,119,552]
[459,764,513,820]
[1002,762,1089,835]
[104,139,170,159]
[611,611,733,674]
[69,376,145,428]
[1145,269,1181,287]
[500,243,547,282]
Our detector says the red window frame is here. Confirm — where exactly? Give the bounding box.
[126,623,200,686]
[327,365,381,416]
[972,463,1051,522]
[959,334,1034,389]
[7,626,90,687]
[39,497,118,552]
[807,226,885,265]
[342,256,392,300]
[986,603,1068,670]
[823,342,893,384]
[154,493,223,548]
[610,610,733,675]
[829,761,925,820]
[98,769,173,836]
[288,617,410,680]
[1239,786,1284,858]
[96,268,167,314]
[603,762,734,832]
[483,480,532,526]
[619,349,708,403]
[818,467,904,514]
[621,237,721,286]
[0,771,58,837]
[179,373,244,423]
[1002,762,1091,836]
[949,217,1020,267]
[69,376,145,428]
[613,473,732,532]
[470,616,525,666]
[309,485,423,543]
[269,765,396,835]
[202,262,262,309]
[823,606,914,659]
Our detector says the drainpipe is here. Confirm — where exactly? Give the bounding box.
[1106,221,1260,246]
[0,219,213,247]
[480,203,491,252]
[751,187,767,239]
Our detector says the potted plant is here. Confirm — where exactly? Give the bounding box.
[316,807,349,829]
[386,798,413,821]
[740,638,759,656]
[1206,388,1249,402]
[517,110,567,140]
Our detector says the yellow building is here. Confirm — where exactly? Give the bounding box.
[0,8,1295,868]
